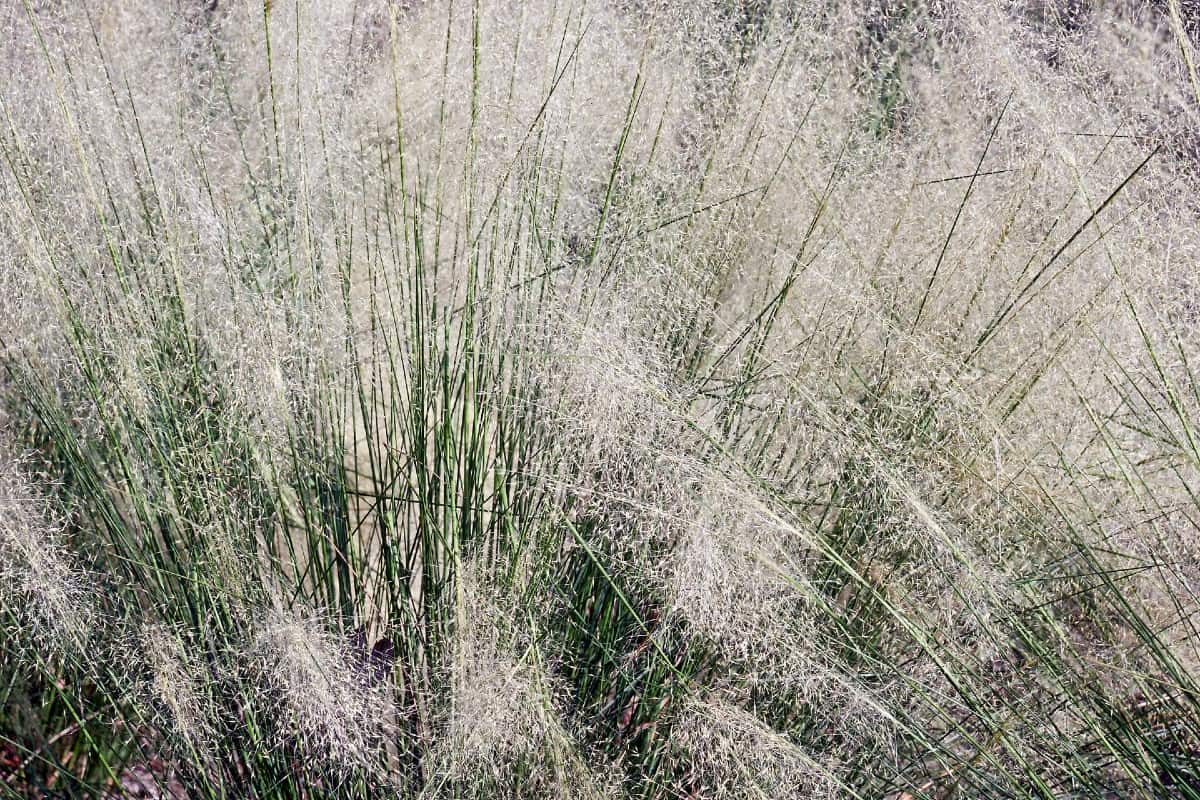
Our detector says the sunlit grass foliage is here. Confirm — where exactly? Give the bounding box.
[3,1,1200,797]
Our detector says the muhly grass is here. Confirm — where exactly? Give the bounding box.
[3,0,1200,797]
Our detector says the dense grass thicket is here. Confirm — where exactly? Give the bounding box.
[3,0,1200,797]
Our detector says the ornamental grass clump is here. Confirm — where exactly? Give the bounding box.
[4,1,1200,798]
